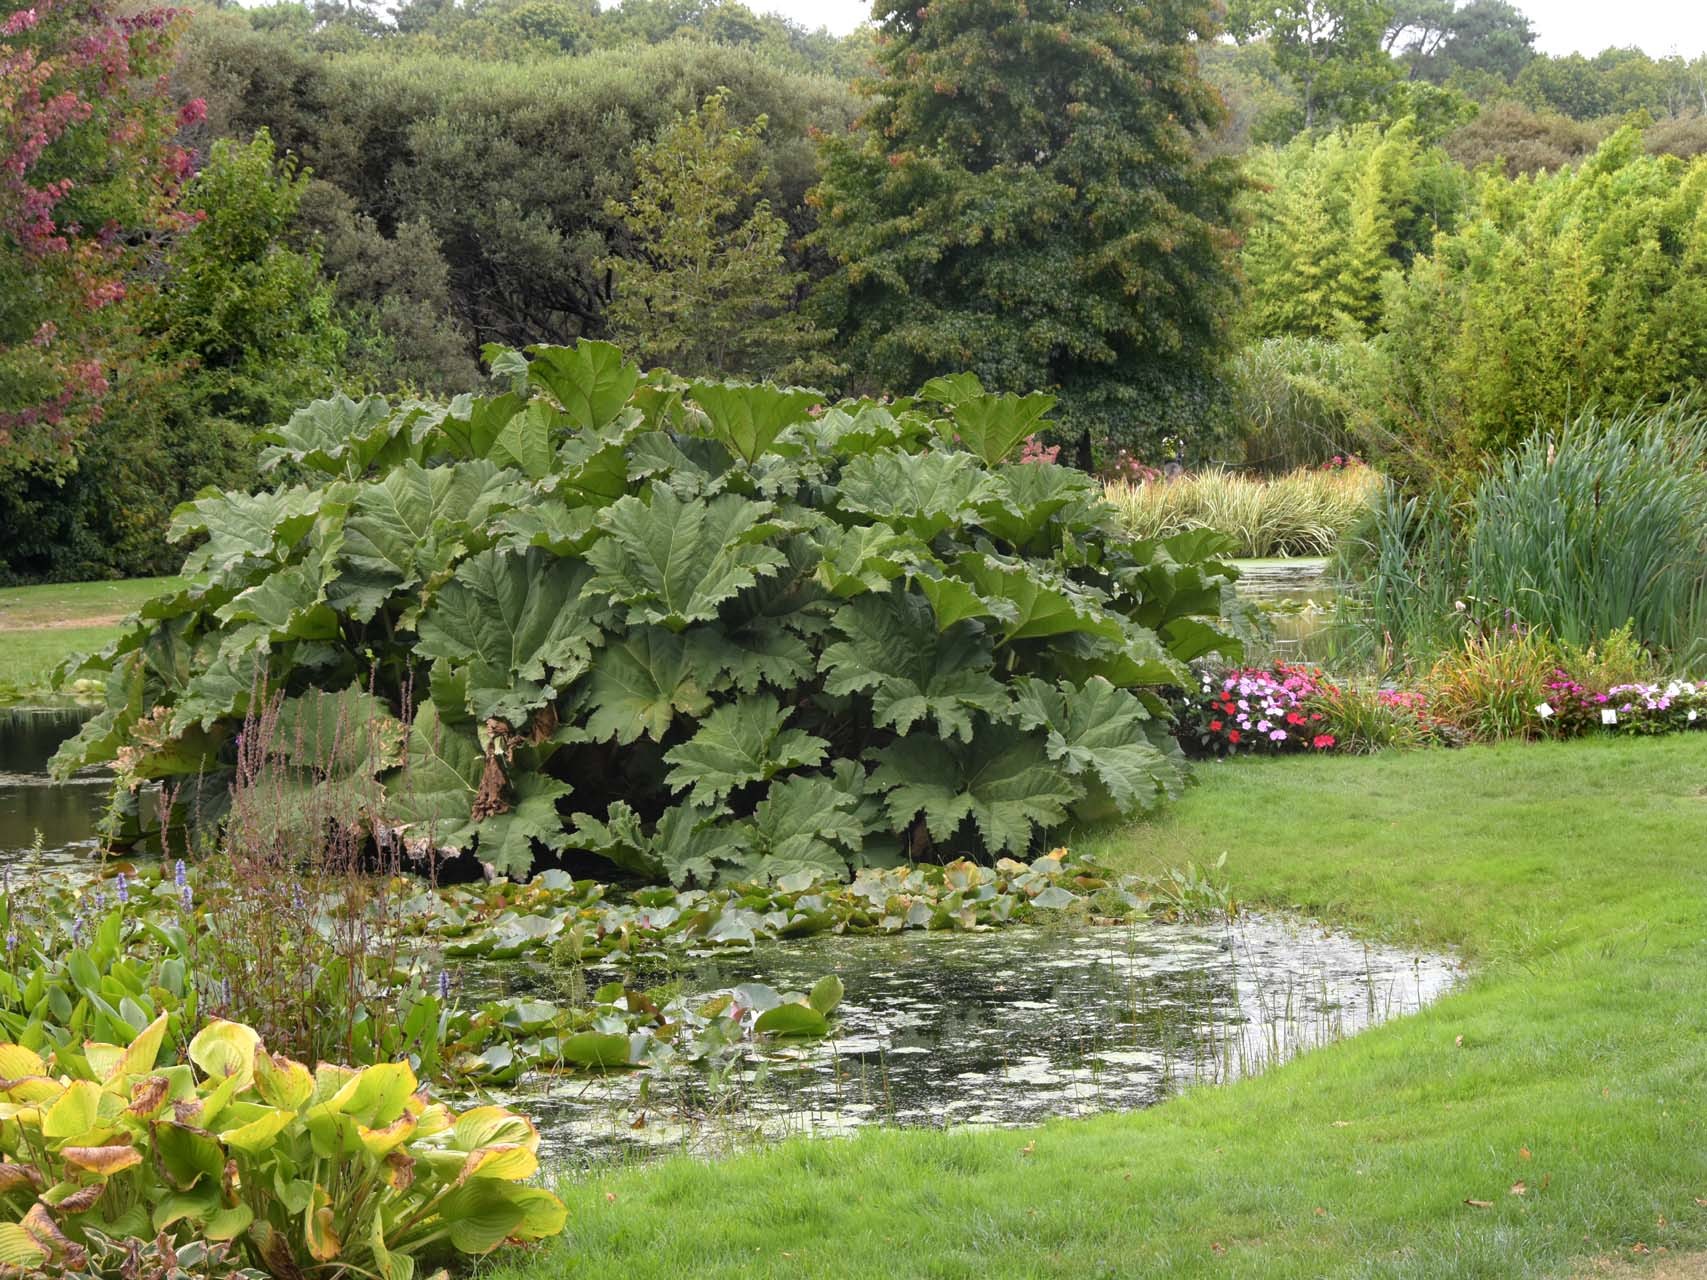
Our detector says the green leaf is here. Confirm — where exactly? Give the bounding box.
[943,390,1056,466]
[487,402,561,480]
[753,1002,830,1038]
[809,974,844,1016]
[169,486,325,576]
[416,548,605,724]
[810,523,925,599]
[582,628,712,744]
[587,483,788,631]
[871,729,1080,855]
[820,593,1010,743]
[335,460,525,616]
[526,341,640,430]
[562,1032,632,1069]
[834,449,1001,540]
[663,695,829,807]
[687,382,821,465]
[953,551,1127,645]
[257,393,395,477]
[978,464,1101,546]
[1012,676,1186,816]
[725,774,865,883]
[433,390,528,459]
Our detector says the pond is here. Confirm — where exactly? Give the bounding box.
[1231,557,1340,666]
[0,704,1459,1168]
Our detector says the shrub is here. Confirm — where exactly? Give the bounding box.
[1308,684,1442,753]
[1422,626,1563,741]
[1104,464,1380,558]
[52,345,1242,883]
[0,1016,565,1277]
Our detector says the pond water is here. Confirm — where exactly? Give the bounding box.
[480,919,1457,1166]
[1232,557,1340,666]
[0,693,1458,1170]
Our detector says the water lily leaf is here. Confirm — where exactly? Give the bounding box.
[561,1033,631,1070]
[809,974,844,1017]
[754,1003,830,1039]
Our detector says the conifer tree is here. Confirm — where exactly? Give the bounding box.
[809,0,1243,456]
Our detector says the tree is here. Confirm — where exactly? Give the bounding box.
[602,89,826,379]
[810,0,1243,456]
[1380,129,1707,479]
[1228,0,1399,130]
[0,0,201,474]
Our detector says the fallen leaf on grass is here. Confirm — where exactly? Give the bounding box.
[1519,1146,1531,1161]
[1465,1199,1495,1209]
[1455,1035,1464,1047]
[1331,1120,1350,1128]
[1210,1242,1226,1256]
[1313,1207,1326,1217]
[1020,1141,1035,1157]
[1510,1182,1526,1196]
[605,1192,617,1204]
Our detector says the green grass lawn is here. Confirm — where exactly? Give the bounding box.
[490,737,1707,1279]
[0,577,178,698]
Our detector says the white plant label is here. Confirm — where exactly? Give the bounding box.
[1601,708,1618,725]
[1534,702,1554,718]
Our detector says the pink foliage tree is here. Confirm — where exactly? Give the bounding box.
[0,0,203,471]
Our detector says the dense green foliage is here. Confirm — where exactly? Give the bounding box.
[810,0,1244,455]
[52,343,1241,881]
[0,1014,564,1276]
[602,90,827,379]
[1240,118,1468,337]
[1380,129,1707,473]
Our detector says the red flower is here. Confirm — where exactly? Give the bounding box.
[1310,712,1324,721]
[1312,734,1335,750]
[1285,712,1304,725]
[1209,720,1222,732]
[1227,729,1241,744]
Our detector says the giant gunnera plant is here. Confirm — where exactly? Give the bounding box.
[52,344,1242,883]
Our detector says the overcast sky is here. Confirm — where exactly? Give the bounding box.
[753,0,1707,60]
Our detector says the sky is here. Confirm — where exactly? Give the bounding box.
[751,0,1707,60]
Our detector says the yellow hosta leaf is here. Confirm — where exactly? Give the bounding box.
[451,1105,538,1154]
[0,1223,47,1268]
[41,1080,102,1140]
[358,1113,418,1156]
[252,1051,314,1111]
[187,1021,261,1091]
[105,1012,171,1087]
[218,1106,295,1153]
[453,1143,538,1185]
[2,1077,62,1105]
[59,1145,143,1176]
[0,1044,45,1079]
[307,1186,343,1263]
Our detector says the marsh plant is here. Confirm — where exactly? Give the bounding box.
[1336,404,1707,669]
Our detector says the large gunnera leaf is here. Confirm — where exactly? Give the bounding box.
[662,695,830,807]
[388,700,570,877]
[586,482,788,630]
[1012,676,1187,817]
[257,394,396,477]
[819,593,1011,743]
[723,775,867,883]
[833,449,1001,540]
[415,548,605,725]
[169,486,327,577]
[870,728,1079,855]
[686,382,821,465]
[581,627,713,744]
[526,340,639,431]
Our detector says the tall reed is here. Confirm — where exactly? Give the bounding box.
[1335,403,1707,670]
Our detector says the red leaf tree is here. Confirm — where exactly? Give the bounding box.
[0,0,203,472]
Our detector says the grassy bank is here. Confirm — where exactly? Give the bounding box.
[0,577,178,700]
[493,737,1707,1278]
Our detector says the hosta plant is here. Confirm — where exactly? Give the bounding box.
[0,1016,565,1278]
[52,343,1241,882]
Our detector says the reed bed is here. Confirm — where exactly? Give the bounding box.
[1104,465,1381,558]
